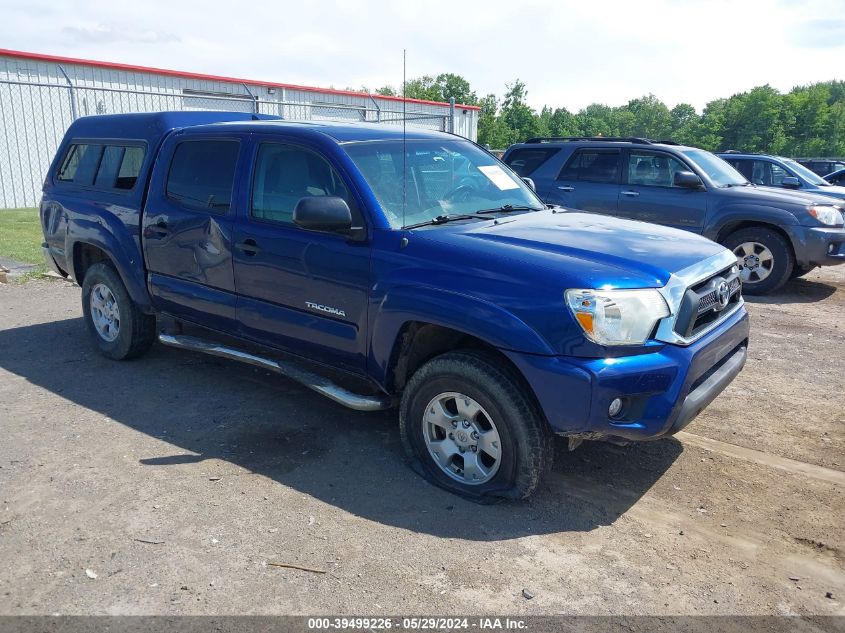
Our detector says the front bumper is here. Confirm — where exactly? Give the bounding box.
[505,305,750,441]
[786,226,845,268]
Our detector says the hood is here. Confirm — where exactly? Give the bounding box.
[724,184,845,208]
[807,184,845,200]
[417,210,729,289]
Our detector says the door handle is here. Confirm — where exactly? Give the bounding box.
[235,239,261,256]
[149,221,169,237]
[621,190,640,197]
[557,185,575,192]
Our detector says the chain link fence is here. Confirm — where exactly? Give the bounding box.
[0,77,454,208]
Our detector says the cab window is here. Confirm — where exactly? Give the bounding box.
[250,143,355,226]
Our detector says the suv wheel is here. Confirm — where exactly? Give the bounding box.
[81,262,156,360]
[399,350,553,501]
[722,227,793,295]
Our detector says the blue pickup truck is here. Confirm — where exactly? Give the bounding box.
[40,112,749,501]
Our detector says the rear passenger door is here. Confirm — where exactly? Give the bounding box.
[544,148,621,215]
[143,134,246,331]
[617,149,708,233]
[232,137,371,373]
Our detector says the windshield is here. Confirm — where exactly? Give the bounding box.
[344,139,544,228]
[782,159,829,186]
[682,149,748,187]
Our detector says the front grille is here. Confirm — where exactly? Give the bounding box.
[673,267,742,339]
[697,277,741,313]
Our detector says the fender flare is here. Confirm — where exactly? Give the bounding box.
[66,218,152,310]
[367,285,555,388]
[704,205,800,243]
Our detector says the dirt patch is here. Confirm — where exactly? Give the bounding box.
[0,269,843,615]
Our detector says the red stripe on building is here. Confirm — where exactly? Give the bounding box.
[0,48,481,111]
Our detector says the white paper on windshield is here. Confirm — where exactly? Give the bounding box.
[478,165,520,190]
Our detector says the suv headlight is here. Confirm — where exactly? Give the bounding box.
[565,288,670,346]
[809,205,844,226]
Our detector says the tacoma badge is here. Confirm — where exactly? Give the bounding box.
[305,301,347,317]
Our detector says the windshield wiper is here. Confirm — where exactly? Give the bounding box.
[473,204,543,215]
[402,205,543,229]
[403,213,486,230]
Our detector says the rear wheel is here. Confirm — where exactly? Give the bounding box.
[81,262,156,360]
[399,350,553,501]
[722,227,793,295]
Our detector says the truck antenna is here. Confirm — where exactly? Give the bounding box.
[402,48,407,230]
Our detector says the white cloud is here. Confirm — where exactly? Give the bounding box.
[1,0,842,112]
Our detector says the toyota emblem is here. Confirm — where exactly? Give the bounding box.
[715,281,730,311]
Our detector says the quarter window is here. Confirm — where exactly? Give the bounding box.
[505,148,560,177]
[251,143,353,225]
[57,144,103,186]
[166,140,240,212]
[627,151,690,187]
[558,149,620,184]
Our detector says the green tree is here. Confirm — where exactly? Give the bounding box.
[477,94,509,148]
[402,75,440,101]
[499,80,545,144]
[548,107,578,137]
[378,74,845,157]
[625,94,673,139]
[576,104,621,136]
[433,73,477,105]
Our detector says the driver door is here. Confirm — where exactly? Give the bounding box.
[232,137,372,373]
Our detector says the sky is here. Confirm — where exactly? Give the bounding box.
[2,0,843,112]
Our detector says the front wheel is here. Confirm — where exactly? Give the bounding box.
[722,227,794,295]
[399,350,553,501]
[81,262,156,360]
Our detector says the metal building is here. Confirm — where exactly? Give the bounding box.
[0,49,480,208]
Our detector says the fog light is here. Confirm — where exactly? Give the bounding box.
[608,397,624,419]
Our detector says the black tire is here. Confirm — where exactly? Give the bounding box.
[790,265,815,280]
[81,262,156,360]
[399,350,553,502]
[722,227,794,295]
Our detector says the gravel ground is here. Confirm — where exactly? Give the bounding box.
[0,269,843,616]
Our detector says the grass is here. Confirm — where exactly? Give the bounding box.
[0,208,44,265]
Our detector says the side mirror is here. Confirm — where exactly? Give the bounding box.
[522,177,536,191]
[781,176,801,189]
[674,171,703,189]
[293,196,353,234]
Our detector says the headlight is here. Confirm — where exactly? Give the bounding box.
[565,288,670,346]
[808,205,844,226]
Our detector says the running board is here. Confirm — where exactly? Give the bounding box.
[157,333,392,412]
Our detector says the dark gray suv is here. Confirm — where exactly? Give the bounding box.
[503,137,845,294]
